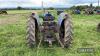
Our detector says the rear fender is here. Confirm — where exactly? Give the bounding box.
[58,13,71,26]
[31,13,41,25]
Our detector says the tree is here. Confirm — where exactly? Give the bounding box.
[17,6,22,10]
[95,6,100,9]
[70,6,76,10]
[70,5,89,11]
[48,7,55,10]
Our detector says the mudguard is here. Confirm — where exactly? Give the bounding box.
[58,13,71,26]
[31,12,71,27]
[31,13,43,25]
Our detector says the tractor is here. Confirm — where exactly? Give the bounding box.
[72,10,81,14]
[84,3,94,15]
[84,8,94,15]
[27,11,73,48]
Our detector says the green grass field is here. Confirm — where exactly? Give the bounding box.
[0,10,100,56]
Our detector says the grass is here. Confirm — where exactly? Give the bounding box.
[0,10,100,56]
[7,10,33,14]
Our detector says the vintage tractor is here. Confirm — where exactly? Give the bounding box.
[72,10,81,14]
[84,8,94,15]
[27,11,73,48]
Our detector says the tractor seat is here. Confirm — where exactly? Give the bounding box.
[43,14,54,21]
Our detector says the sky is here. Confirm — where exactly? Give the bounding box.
[0,0,100,8]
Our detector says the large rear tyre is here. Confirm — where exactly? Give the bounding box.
[64,17,73,48]
[27,16,38,48]
[60,14,73,48]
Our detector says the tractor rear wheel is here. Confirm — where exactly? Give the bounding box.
[60,14,73,48]
[64,17,73,48]
[27,16,38,47]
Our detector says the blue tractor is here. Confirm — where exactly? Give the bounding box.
[72,10,81,14]
[96,10,100,14]
[27,11,73,48]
